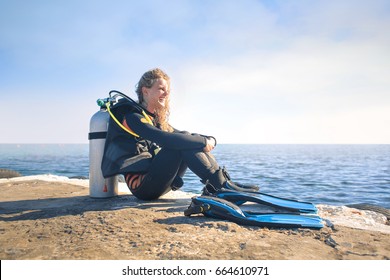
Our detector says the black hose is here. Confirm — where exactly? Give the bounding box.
[109,90,146,113]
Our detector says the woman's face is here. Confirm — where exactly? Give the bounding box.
[142,78,169,112]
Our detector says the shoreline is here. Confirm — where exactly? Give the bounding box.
[0,175,389,260]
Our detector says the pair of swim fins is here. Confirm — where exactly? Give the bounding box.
[185,188,323,229]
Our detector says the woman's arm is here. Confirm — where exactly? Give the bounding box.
[125,112,207,150]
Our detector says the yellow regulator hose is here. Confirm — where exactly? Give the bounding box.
[105,102,153,138]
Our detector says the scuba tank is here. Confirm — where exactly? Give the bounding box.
[89,90,150,198]
[88,100,118,198]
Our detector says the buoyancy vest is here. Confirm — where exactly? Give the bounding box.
[101,99,155,178]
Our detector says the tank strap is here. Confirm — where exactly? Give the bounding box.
[106,102,153,138]
[88,131,107,140]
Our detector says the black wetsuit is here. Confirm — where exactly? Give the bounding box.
[101,99,221,200]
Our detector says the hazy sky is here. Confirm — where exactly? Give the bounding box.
[1,0,389,144]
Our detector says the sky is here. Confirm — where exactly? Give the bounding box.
[1,0,389,144]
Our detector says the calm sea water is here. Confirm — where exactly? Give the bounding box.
[0,144,389,208]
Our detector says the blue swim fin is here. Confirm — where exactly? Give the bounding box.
[184,196,323,229]
[210,189,318,214]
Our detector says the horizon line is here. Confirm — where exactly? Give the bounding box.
[1,143,389,145]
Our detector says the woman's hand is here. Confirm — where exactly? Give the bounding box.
[203,137,216,153]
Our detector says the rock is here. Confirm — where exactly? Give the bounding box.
[317,204,390,234]
[347,203,390,223]
[1,176,389,260]
[0,169,21,179]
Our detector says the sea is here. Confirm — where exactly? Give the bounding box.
[0,144,389,208]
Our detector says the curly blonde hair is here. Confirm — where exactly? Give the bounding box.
[135,68,173,132]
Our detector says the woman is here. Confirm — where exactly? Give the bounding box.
[101,68,257,200]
